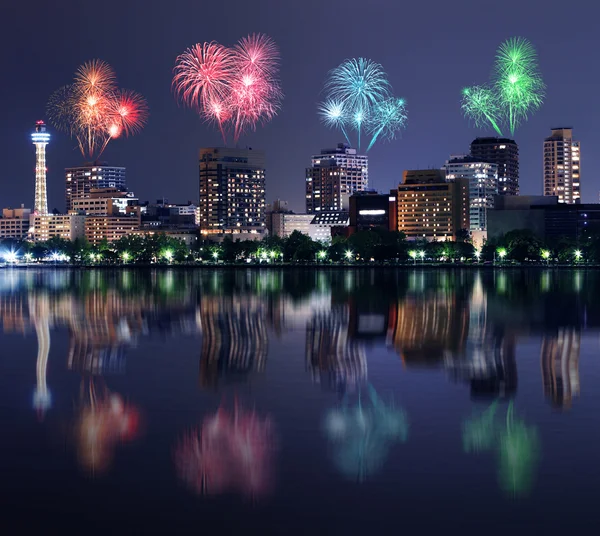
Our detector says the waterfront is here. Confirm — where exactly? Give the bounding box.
[1,267,599,533]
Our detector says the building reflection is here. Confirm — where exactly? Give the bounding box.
[541,328,581,410]
[198,295,268,387]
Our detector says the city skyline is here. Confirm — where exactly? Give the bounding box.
[1,1,598,213]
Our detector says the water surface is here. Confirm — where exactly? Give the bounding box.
[0,268,598,534]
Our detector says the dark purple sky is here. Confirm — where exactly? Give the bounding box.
[1,0,598,212]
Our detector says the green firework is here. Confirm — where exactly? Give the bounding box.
[494,37,545,136]
[461,86,503,136]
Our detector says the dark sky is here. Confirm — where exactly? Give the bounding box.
[1,0,598,212]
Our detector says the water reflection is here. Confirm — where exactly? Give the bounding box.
[175,402,276,498]
[0,267,597,522]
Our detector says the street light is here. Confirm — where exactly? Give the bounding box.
[541,249,551,265]
[497,247,507,262]
[418,250,425,262]
[212,250,219,261]
[163,249,174,263]
[318,250,327,261]
[122,251,130,263]
[345,250,353,262]
[474,250,481,262]
[409,250,417,265]
[574,249,582,263]
[3,251,17,264]
[24,252,33,263]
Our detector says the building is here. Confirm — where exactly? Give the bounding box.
[31,214,86,242]
[487,195,600,241]
[199,147,266,237]
[0,207,32,240]
[395,170,469,241]
[306,143,368,214]
[443,156,498,231]
[85,214,141,246]
[309,211,349,242]
[72,188,138,216]
[543,127,581,204]
[32,121,50,215]
[270,213,314,238]
[65,164,126,212]
[348,191,396,234]
[470,137,519,196]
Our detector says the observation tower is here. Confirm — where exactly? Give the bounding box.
[31,120,50,215]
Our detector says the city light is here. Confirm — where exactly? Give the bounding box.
[418,250,425,261]
[474,250,481,261]
[163,249,174,263]
[574,249,582,261]
[318,250,327,260]
[3,251,17,263]
[345,250,354,261]
[212,250,219,260]
[122,251,130,263]
[497,247,507,260]
[541,249,551,262]
[23,253,33,263]
[409,250,417,265]
[51,252,61,262]
[269,250,277,259]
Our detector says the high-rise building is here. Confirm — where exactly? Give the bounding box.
[394,170,469,240]
[30,214,86,242]
[65,164,126,212]
[470,137,519,196]
[543,127,581,204]
[199,147,266,237]
[0,206,32,240]
[306,143,368,214]
[31,121,50,215]
[443,155,498,231]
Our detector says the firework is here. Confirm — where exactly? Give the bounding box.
[366,97,408,151]
[173,33,283,144]
[494,37,545,136]
[319,57,406,150]
[461,86,503,136]
[47,60,148,160]
[461,37,545,137]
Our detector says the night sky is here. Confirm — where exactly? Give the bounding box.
[1,0,598,212]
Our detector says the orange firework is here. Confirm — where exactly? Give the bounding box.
[47,59,148,160]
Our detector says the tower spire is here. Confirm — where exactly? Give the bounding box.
[31,121,50,215]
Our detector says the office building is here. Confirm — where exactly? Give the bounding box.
[72,188,138,216]
[199,147,266,237]
[470,137,519,195]
[85,214,141,246]
[443,156,498,231]
[31,214,86,242]
[487,195,600,241]
[65,164,126,212]
[270,213,314,238]
[0,207,32,240]
[395,170,469,241]
[309,211,349,242]
[543,127,581,204]
[306,143,368,214]
[348,191,396,234]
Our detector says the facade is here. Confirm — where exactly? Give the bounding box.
[348,191,396,234]
[199,147,266,236]
[443,155,498,231]
[0,207,31,240]
[470,137,519,196]
[72,188,138,216]
[395,170,469,241]
[487,195,600,241]
[85,215,141,246]
[306,143,368,214]
[270,213,314,238]
[31,214,86,242]
[309,211,349,242]
[65,164,126,212]
[32,121,50,215]
[543,127,581,204]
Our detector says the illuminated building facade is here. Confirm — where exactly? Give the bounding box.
[470,137,519,196]
[85,214,141,246]
[395,170,469,240]
[199,147,266,236]
[543,127,581,204]
[65,164,126,212]
[72,188,138,216]
[31,214,86,242]
[31,121,50,216]
[443,155,498,231]
[0,207,32,240]
[306,143,368,214]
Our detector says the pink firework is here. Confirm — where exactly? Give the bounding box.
[172,33,282,144]
[174,402,276,499]
[108,88,149,138]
